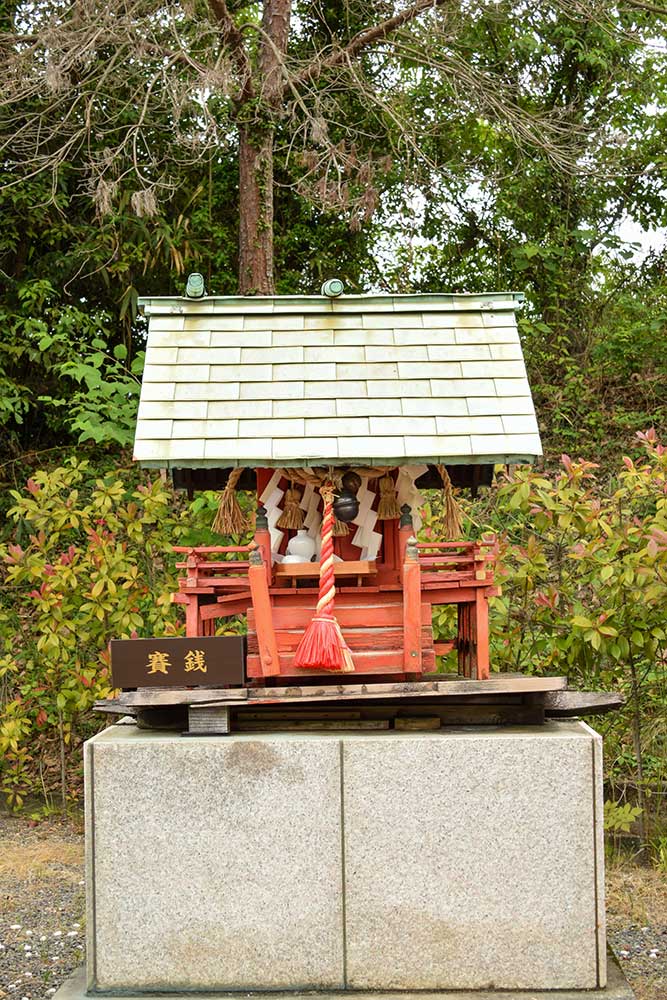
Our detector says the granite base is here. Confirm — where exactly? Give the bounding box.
[85,722,605,992]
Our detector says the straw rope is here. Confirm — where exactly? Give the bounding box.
[212,467,246,535]
[437,464,463,539]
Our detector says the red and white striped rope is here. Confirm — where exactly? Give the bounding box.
[316,483,337,615]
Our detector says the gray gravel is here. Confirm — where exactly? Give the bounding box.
[609,924,667,1000]
[0,815,85,1000]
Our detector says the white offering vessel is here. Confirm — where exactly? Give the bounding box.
[285,529,316,562]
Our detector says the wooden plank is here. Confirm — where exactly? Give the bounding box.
[418,556,476,567]
[247,625,433,654]
[433,703,544,725]
[184,595,201,637]
[93,700,138,715]
[269,587,401,603]
[250,602,432,629]
[246,648,435,677]
[395,716,441,731]
[240,674,566,701]
[239,710,363,720]
[237,719,389,732]
[111,687,249,707]
[186,578,251,590]
[543,689,624,716]
[274,560,376,578]
[95,675,568,712]
[200,598,250,620]
[175,561,251,572]
[174,545,252,554]
[416,541,478,550]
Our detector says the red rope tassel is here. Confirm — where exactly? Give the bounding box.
[293,483,355,673]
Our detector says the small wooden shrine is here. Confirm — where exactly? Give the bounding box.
[130,286,541,686]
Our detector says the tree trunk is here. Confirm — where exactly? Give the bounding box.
[236,0,290,295]
[238,126,274,295]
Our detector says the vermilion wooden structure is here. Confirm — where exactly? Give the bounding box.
[133,290,544,687]
[173,469,499,682]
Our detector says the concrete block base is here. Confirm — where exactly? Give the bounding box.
[85,722,606,993]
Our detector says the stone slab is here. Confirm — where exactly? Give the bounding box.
[86,722,604,993]
[85,729,344,991]
[342,722,605,991]
[54,951,635,1000]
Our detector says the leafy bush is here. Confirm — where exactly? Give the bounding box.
[0,458,257,811]
[427,433,667,840]
[0,460,188,809]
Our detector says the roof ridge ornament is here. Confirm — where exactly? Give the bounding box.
[321,278,344,298]
[185,272,205,298]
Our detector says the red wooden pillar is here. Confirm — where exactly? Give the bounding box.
[473,588,490,680]
[248,547,281,678]
[402,536,422,676]
[184,595,202,638]
[184,548,203,637]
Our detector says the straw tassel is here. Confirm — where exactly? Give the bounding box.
[377,472,400,520]
[212,468,246,535]
[293,483,355,673]
[277,483,304,530]
[437,464,463,539]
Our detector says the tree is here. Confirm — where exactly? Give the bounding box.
[367,2,667,459]
[1,0,647,295]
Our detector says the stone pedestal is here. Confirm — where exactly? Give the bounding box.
[85,721,605,993]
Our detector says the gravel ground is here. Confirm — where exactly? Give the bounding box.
[0,814,85,1000]
[1,811,666,999]
[607,861,667,1000]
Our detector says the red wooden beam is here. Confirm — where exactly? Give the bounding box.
[402,538,422,675]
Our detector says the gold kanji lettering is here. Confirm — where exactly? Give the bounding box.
[184,649,207,673]
[147,651,171,675]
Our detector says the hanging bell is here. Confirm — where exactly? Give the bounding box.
[333,488,359,523]
[341,470,362,495]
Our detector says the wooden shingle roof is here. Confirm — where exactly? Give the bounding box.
[134,292,542,468]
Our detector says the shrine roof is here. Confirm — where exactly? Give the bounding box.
[134,292,542,468]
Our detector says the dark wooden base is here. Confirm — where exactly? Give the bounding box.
[94,675,624,735]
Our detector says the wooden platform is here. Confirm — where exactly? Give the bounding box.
[95,677,625,734]
[97,674,567,710]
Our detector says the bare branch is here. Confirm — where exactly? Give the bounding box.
[288,0,446,92]
[623,0,667,15]
[207,0,254,101]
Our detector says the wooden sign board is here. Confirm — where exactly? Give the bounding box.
[110,637,245,689]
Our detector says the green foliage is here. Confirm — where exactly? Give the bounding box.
[604,800,642,835]
[39,332,145,447]
[649,835,667,872]
[0,460,186,809]
[425,435,667,839]
[0,458,255,810]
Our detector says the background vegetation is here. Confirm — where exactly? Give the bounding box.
[1,1,666,863]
